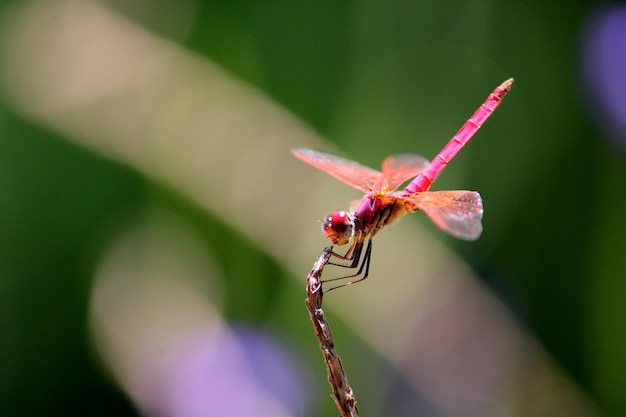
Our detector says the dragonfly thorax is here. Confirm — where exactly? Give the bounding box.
[322,210,354,245]
[354,192,408,233]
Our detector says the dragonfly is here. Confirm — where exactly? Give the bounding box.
[293,78,513,291]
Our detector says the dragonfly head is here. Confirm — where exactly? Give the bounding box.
[322,210,354,245]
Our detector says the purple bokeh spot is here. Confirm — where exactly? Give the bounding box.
[233,325,317,415]
[581,4,626,154]
[144,324,318,417]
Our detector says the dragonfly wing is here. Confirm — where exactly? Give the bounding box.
[292,148,383,193]
[381,153,430,190]
[406,190,483,240]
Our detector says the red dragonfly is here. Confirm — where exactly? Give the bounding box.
[293,78,513,290]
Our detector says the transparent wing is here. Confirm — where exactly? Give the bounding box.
[381,153,430,190]
[292,148,383,193]
[406,190,483,240]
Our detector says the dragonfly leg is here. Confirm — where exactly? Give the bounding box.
[327,239,361,268]
[323,240,372,292]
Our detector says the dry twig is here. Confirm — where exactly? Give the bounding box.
[305,247,359,417]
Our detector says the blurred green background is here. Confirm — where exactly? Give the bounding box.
[1,0,625,416]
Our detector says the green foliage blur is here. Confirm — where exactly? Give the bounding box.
[1,0,625,416]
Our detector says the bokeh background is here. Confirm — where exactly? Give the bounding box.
[1,0,625,416]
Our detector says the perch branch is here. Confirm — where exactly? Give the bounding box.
[305,247,359,417]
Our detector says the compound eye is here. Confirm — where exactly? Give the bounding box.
[322,210,354,245]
